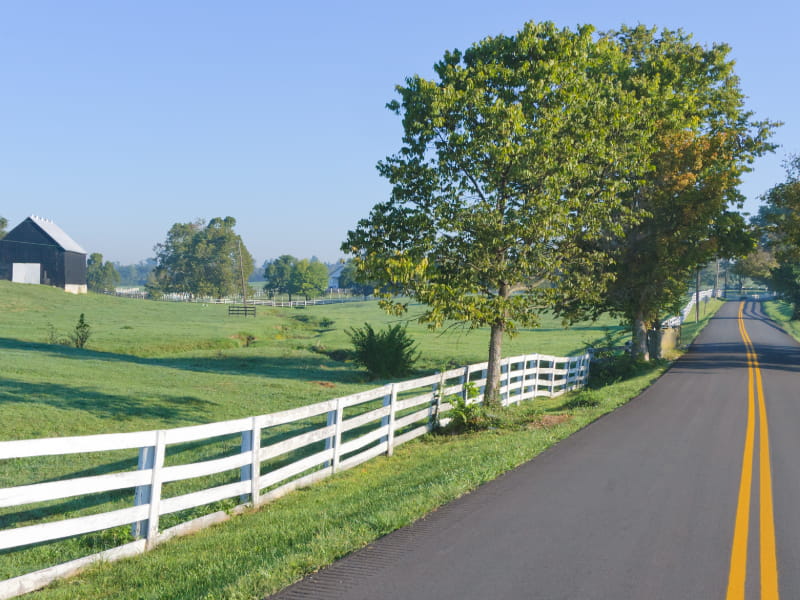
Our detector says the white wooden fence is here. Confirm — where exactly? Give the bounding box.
[0,352,589,599]
[661,289,717,329]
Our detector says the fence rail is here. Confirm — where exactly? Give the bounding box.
[0,351,589,598]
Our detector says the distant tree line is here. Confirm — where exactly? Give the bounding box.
[739,156,800,318]
[114,259,156,287]
[86,253,120,292]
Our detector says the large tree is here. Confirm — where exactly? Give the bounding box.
[760,156,800,317]
[0,216,7,239]
[86,253,120,292]
[264,255,330,301]
[730,249,777,291]
[556,26,777,358]
[342,22,654,404]
[293,258,329,300]
[338,259,376,299]
[264,255,299,300]
[149,217,254,298]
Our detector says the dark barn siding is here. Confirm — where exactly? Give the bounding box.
[0,218,87,290]
[64,251,87,285]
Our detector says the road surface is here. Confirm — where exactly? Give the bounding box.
[269,300,800,599]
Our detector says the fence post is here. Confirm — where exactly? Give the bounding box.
[462,365,471,402]
[432,371,446,429]
[517,356,526,403]
[331,398,344,473]
[584,353,591,386]
[324,408,337,468]
[131,444,154,539]
[548,359,556,397]
[387,384,398,456]
[381,386,392,446]
[145,430,166,550]
[240,417,261,506]
[504,357,514,406]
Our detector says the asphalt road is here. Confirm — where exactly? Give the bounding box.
[269,300,800,599]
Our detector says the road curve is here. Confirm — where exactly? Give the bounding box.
[268,300,800,600]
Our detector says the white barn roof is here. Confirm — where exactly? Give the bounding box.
[29,215,87,254]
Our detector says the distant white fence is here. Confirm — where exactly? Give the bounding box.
[0,352,589,599]
[661,289,718,329]
[110,288,371,307]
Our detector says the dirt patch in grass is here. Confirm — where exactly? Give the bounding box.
[527,414,571,429]
[312,381,336,388]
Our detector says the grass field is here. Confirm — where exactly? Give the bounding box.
[763,300,800,342]
[0,281,722,595]
[0,280,624,443]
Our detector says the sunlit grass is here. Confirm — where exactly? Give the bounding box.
[0,281,725,598]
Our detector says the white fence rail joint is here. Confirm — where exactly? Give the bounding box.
[0,350,590,599]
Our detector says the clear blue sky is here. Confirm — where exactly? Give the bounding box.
[1,0,796,265]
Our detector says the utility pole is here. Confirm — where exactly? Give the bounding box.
[238,239,248,305]
[724,261,729,299]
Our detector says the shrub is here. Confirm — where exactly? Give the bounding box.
[71,313,91,348]
[346,322,419,379]
[440,382,500,433]
[588,354,661,388]
[46,314,91,348]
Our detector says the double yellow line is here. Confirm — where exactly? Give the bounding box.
[726,301,779,599]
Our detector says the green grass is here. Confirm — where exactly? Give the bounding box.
[24,297,724,600]
[762,300,800,342]
[0,281,722,593]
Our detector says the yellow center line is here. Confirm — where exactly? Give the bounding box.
[726,302,780,599]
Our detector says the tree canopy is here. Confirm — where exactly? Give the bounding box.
[338,259,376,299]
[759,156,800,317]
[149,217,254,298]
[86,253,120,292]
[555,25,777,358]
[0,216,7,239]
[342,21,656,403]
[263,255,329,301]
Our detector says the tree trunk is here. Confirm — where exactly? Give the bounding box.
[484,320,505,407]
[632,312,650,361]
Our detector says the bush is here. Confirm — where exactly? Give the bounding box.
[46,314,91,349]
[440,382,500,433]
[442,395,500,434]
[71,313,91,349]
[588,354,661,388]
[346,322,419,379]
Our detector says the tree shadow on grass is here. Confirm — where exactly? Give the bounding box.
[0,376,215,425]
[0,337,365,384]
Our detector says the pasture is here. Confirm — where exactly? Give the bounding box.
[0,280,621,443]
[0,281,716,595]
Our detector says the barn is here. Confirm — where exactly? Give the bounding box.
[0,215,88,294]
